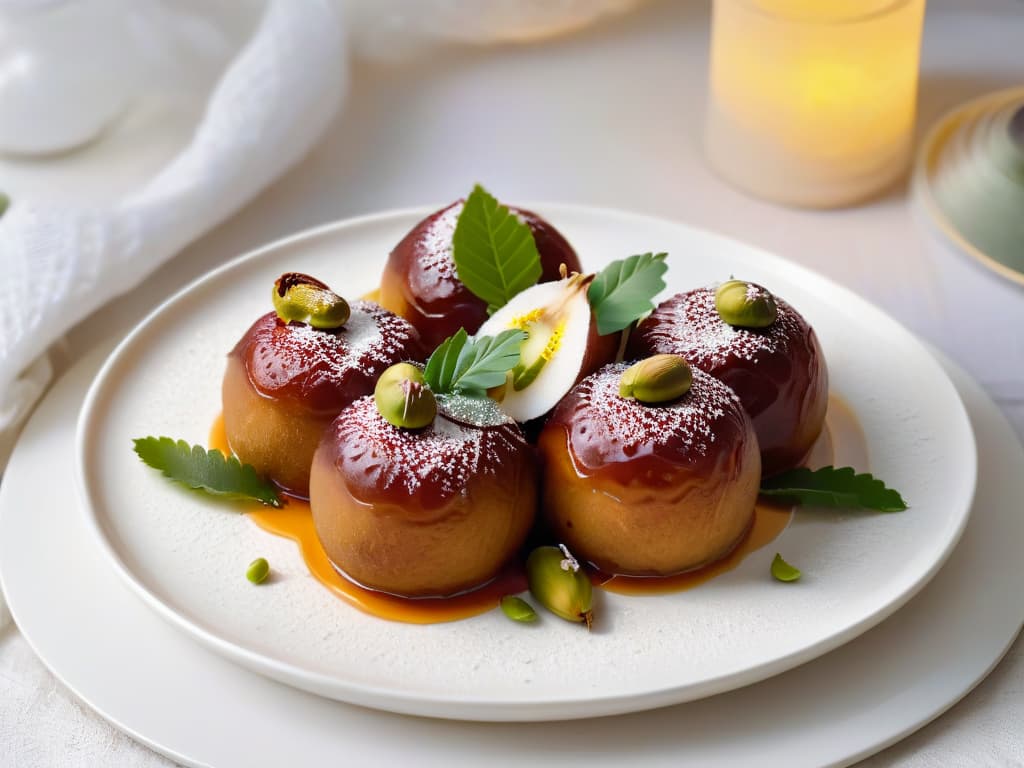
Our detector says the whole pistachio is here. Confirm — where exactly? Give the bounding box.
[714,280,778,328]
[619,354,692,404]
[272,272,350,330]
[526,544,593,629]
[374,363,437,429]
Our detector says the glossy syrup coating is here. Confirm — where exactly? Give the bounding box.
[222,300,423,497]
[538,363,761,577]
[628,286,828,476]
[309,397,537,598]
[378,200,582,350]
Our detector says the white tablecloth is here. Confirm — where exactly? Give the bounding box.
[2,0,1023,764]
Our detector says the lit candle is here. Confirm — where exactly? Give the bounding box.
[705,0,927,208]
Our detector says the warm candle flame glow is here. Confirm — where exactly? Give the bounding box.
[706,0,926,207]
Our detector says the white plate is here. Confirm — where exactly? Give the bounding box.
[3,344,1019,767]
[75,206,976,721]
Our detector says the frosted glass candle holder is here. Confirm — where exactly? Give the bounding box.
[705,0,927,208]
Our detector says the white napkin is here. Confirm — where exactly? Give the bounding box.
[0,0,347,467]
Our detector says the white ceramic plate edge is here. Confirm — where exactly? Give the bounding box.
[2,343,1017,767]
[75,205,977,721]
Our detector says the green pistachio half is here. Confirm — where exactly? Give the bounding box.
[374,363,437,429]
[771,553,801,583]
[272,272,350,330]
[526,545,593,629]
[500,595,538,623]
[619,354,692,404]
[714,280,778,328]
[246,557,270,584]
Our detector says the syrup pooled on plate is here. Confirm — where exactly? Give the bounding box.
[208,398,867,624]
[594,499,792,595]
[210,414,526,623]
[205,194,858,625]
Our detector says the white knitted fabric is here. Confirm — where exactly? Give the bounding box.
[0,0,648,465]
[0,0,347,465]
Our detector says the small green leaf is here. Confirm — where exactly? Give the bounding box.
[760,466,908,512]
[423,328,526,396]
[587,252,668,335]
[423,327,469,393]
[133,437,281,508]
[452,184,543,312]
[500,595,538,623]
[771,553,802,582]
[0,192,9,218]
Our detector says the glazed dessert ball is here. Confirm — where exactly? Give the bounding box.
[379,199,581,350]
[537,358,761,577]
[628,282,828,476]
[309,396,537,597]
[223,297,422,497]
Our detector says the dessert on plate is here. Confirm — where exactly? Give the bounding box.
[166,187,876,627]
[628,280,828,476]
[222,273,423,497]
[309,363,537,597]
[537,355,761,576]
[379,197,581,350]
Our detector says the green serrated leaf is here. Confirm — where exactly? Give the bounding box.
[759,466,908,512]
[424,327,468,392]
[452,184,543,312]
[587,252,668,335]
[771,553,802,582]
[455,330,527,393]
[423,328,526,396]
[133,437,281,508]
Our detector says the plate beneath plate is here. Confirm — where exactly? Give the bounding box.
[76,206,976,720]
[5,342,1020,767]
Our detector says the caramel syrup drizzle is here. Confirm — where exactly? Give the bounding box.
[210,415,525,624]
[209,396,860,624]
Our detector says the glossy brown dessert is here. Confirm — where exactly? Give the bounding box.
[628,286,828,476]
[537,363,761,576]
[309,397,537,597]
[222,300,422,497]
[379,200,582,350]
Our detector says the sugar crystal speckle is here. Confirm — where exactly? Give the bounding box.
[333,396,529,500]
[563,363,744,465]
[641,286,802,370]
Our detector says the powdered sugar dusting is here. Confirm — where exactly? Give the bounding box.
[640,286,803,370]
[333,396,529,502]
[417,201,463,282]
[284,300,413,378]
[243,301,421,411]
[566,363,744,464]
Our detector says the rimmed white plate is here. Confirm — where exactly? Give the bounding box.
[76,206,976,721]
